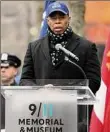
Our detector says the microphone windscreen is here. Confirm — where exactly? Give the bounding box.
[55,44,62,50]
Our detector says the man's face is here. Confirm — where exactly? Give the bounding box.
[47,11,70,34]
[1,66,17,83]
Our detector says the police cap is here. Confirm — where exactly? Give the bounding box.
[1,53,21,68]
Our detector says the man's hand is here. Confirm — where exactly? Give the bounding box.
[44,84,54,88]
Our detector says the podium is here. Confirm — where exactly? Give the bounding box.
[1,79,97,132]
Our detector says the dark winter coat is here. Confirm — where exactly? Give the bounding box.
[20,33,101,94]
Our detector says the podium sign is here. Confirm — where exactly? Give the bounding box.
[3,88,77,132]
[1,79,97,132]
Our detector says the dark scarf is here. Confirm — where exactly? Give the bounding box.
[48,26,73,67]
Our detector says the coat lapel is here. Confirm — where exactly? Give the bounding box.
[67,32,80,52]
[41,36,51,63]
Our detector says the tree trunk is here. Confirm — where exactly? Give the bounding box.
[65,0,85,37]
[35,1,44,39]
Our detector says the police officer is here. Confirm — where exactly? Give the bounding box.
[1,53,21,86]
[1,53,21,130]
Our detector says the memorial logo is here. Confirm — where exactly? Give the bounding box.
[18,103,64,132]
[28,103,53,117]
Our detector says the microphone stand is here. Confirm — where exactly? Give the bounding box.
[55,43,87,84]
[64,56,87,79]
[64,56,88,129]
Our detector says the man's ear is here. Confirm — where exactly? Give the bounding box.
[47,17,49,24]
[14,68,18,76]
[69,16,71,22]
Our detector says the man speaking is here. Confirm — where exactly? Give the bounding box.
[20,2,101,132]
[20,1,100,93]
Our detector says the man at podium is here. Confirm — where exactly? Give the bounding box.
[20,2,101,132]
[20,1,101,94]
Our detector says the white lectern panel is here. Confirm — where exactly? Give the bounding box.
[5,88,77,132]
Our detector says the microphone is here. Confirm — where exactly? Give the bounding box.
[55,44,79,61]
[55,44,87,79]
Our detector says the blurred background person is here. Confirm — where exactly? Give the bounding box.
[1,53,21,86]
[1,53,21,130]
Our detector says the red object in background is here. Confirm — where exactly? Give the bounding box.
[85,24,110,44]
[90,33,110,132]
[102,33,110,132]
[85,1,110,44]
